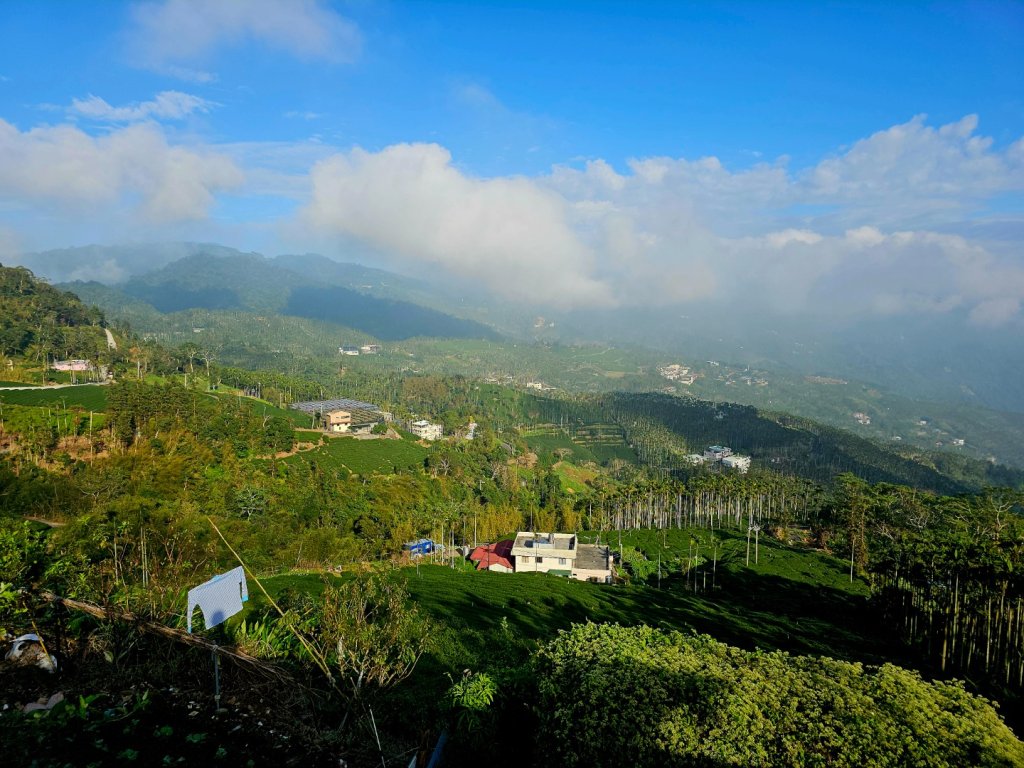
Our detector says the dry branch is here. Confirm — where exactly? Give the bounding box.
[37,591,290,681]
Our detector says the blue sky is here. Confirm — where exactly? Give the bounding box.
[0,1,1022,321]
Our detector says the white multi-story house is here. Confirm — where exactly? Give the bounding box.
[722,455,752,473]
[409,420,444,441]
[510,532,612,583]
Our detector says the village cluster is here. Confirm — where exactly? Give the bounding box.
[289,397,447,441]
[684,445,752,473]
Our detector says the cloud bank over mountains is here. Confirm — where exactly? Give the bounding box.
[300,115,1023,323]
[1,99,1021,324]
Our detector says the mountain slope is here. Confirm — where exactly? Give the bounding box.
[64,251,499,342]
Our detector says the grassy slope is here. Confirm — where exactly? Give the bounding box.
[250,527,888,676]
[209,391,315,428]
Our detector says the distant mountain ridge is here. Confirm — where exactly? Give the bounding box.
[58,248,499,342]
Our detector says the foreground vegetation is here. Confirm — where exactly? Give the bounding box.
[536,623,1024,768]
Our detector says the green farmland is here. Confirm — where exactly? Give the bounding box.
[0,384,108,411]
[277,434,429,475]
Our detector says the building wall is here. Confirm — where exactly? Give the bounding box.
[411,424,443,440]
[515,554,575,574]
[571,567,613,583]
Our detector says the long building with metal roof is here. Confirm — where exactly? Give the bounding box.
[288,398,380,414]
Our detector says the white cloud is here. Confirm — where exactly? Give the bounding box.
[284,111,322,121]
[807,115,1013,201]
[70,91,216,122]
[722,228,1010,319]
[300,115,1024,323]
[970,298,1021,327]
[305,143,614,307]
[0,119,243,222]
[128,0,361,70]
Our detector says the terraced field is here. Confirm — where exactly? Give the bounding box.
[523,423,638,465]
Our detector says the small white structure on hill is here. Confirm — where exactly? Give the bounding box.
[722,455,752,473]
[51,359,92,372]
[409,420,443,441]
[325,410,352,433]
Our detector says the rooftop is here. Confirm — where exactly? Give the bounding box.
[469,539,514,571]
[574,543,611,571]
[290,398,380,414]
[512,531,576,551]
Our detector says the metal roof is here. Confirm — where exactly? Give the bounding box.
[289,398,380,413]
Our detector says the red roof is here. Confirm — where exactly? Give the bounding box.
[469,539,514,571]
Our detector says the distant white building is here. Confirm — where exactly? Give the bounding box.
[324,408,382,435]
[722,455,752,473]
[51,359,92,372]
[409,419,443,441]
[952,438,965,446]
[360,344,381,354]
[853,412,871,425]
[339,345,360,355]
[704,445,733,460]
[325,409,352,433]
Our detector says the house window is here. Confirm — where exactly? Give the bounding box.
[536,557,544,564]
[521,556,530,563]
[559,558,567,565]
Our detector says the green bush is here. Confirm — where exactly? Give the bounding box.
[533,623,1024,768]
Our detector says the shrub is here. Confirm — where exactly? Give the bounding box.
[533,623,1024,768]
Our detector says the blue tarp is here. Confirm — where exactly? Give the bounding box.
[403,539,437,556]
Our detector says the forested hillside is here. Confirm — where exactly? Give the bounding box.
[44,245,1024,468]
[0,264,105,360]
[1,266,1023,766]
[105,252,498,340]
